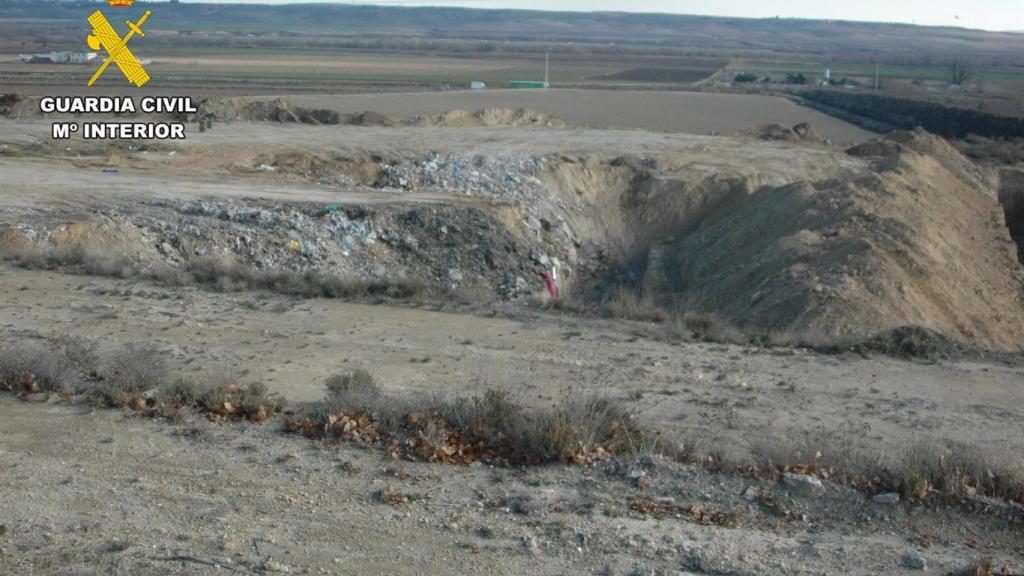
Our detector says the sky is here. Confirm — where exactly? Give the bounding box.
[183,1,1024,32]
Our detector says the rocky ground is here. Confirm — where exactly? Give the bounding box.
[2,394,1022,576]
[1,95,1023,574]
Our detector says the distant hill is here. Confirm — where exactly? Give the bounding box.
[0,1,1021,60]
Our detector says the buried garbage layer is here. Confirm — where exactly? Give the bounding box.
[2,127,1023,350]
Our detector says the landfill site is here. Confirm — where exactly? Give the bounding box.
[1,85,1024,576]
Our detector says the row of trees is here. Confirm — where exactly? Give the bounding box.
[802,90,1024,139]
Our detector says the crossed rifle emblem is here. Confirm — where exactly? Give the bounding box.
[87,10,152,88]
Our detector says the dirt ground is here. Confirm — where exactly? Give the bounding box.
[281,89,875,144]
[1,91,1023,574]
[1,263,1024,461]
[2,392,1023,576]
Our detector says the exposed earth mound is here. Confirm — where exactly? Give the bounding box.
[413,107,564,128]
[190,97,564,128]
[747,122,828,144]
[652,130,1024,350]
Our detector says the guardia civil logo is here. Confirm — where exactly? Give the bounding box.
[86,0,152,87]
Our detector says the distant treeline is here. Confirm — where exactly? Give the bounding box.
[802,91,1024,139]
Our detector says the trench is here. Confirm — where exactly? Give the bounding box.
[533,156,755,302]
[999,168,1024,265]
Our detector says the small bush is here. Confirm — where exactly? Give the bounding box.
[0,336,96,393]
[325,369,379,400]
[238,381,285,418]
[97,343,168,404]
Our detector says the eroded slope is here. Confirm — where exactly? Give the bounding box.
[657,130,1024,349]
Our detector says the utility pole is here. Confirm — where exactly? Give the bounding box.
[544,50,550,88]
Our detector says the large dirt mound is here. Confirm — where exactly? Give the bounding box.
[414,108,564,128]
[190,98,342,124]
[190,98,563,128]
[659,129,1024,350]
[746,122,827,144]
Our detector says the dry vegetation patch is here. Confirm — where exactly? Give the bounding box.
[2,335,1023,515]
[287,372,648,466]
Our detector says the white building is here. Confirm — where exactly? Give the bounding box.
[17,52,97,64]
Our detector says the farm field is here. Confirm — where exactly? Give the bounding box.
[282,89,875,143]
[0,48,728,95]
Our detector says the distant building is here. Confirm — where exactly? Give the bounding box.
[509,81,548,89]
[18,51,98,64]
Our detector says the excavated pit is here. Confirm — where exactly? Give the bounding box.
[522,130,1024,350]
[3,114,1022,350]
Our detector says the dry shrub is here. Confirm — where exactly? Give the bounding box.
[154,377,285,422]
[158,378,202,405]
[602,287,665,323]
[6,247,424,303]
[96,343,168,404]
[444,388,645,464]
[4,245,134,278]
[325,369,379,400]
[951,563,1019,576]
[288,376,647,466]
[163,256,427,301]
[879,441,1024,503]
[669,308,746,344]
[748,432,1024,505]
[0,336,96,393]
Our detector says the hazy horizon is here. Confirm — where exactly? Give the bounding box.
[173,1,1024,33]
